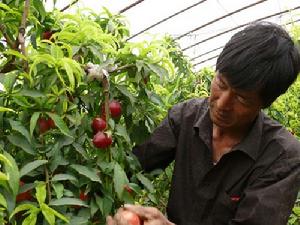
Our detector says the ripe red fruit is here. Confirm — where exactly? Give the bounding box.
[109,100,122,118]
[48,118,56,129]
[119,210,142,225]
[38,117,50,134]
[91,117,106,133]
[79,191,89,201]
[42,30,53,40]
[16,181,32,202]
[93,131,112,149]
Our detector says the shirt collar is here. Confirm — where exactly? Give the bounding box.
[232,112,263,160]
[193,98,263,161]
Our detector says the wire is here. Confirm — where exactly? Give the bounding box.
[127,0,209,40]
[119,0,146,14]
[175,0,268,40]
[183,6,300,51]
[192,17,300,68]
[190,45,224,61]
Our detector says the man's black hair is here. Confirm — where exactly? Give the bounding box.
[216,21,300,108]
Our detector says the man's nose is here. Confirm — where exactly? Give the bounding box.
[217,91,233,111]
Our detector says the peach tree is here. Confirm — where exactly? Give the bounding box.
[0,1,177,224]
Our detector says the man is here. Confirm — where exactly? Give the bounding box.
[108,21,300,225]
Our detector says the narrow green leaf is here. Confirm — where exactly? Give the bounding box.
[18,89,45,98]
[136,173,154,192]
[41,203,69,223]
[46,112,73,138]
[52,174,78,182]
[51,45,64,59]
[0,171,8,181]
[10,203,37,220]
[35,182,46,204]
[59,59,75,90]
[8,119,31,143]
[41,207,55,225]
[95,195,113,218]
[113,163,129,200]
[70,164,101,183]
[0,193,7,209]
[52,183,64,199]
[0,107,15,112]
[7,134,36,155]
[3,151,20,196]
[30,112,40,137]
[115,85,136,105]
[115,124,131,143]
[22,211,38,225]
[2,70,17,93]
[3,49,27,60]
[49,197,88,207]
[0,154,12,167]
[20,160,48,178]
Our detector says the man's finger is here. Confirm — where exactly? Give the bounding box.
[106,216,115,225]
[123,204,161,220]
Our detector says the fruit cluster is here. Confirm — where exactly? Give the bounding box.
[38,117,55,134]
[92,100,122,149]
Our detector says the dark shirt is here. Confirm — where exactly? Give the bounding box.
[133,98,300,225]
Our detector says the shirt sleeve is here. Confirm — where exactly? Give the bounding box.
[132,103,182,172]
[230,150,300,225]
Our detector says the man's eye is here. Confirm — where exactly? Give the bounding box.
[237,96,250,105]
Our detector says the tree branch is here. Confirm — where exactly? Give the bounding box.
[0,24,16,49]
[60,0,79,12]
[17,0,30,56]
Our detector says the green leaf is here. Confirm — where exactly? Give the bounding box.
[22,211,38,225]
[12,96,33,108]
[59,58,75,90]
[0,171,8,181]
[41,206,55,225]
[32,0,46,21]
[145,89,164,106]
[7,134,36,155]
[3,49,27,60]
[49,197,88,207]
[51,45,64,59]
[30,112,40,137]
[0,193,7,209]
[10,203,37,220]
[0,154,12,167]
[52,173,78,182]
[115,85,136,105]
[52,183,64,199]
[0,107,15,112]
[113,163,129,200]
[20,160,48,178]
[95,195,113,218]
[1,70,18,93]
[18,89,45,98]
[3,152,20,196]
[136,173,154,192]
[41,203,69,223]
[35,182,46,204]
[293,206,300,216]
[46,112,73,138]
[70,164,101,183]
[8,119,31,143]
[115,124,131,143]
[72,142,88,160]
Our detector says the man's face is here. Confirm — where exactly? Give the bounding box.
[209,72,263,130]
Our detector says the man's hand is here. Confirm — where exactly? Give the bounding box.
[106,204,175,225]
